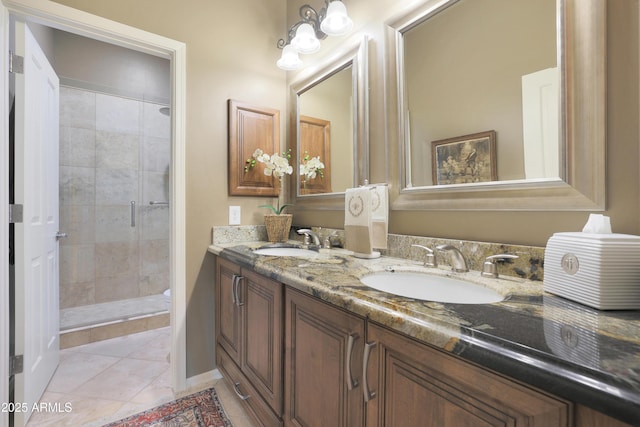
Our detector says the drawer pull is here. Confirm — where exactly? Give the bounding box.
[234,275,245,307]
[233,382,250,401]
[231,274,244,307]
[346,333,359,390]
[231,274,238,304]
[363,341,377,402]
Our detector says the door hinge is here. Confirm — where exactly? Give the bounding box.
[9,51,24,74]
[10,355,23,375]
[9,204,23,223]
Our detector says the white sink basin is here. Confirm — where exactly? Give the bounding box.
[253,247,320,257]
[360,271,504,304]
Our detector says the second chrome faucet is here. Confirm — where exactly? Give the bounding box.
[297,228,320,246]
[435,244,469,273]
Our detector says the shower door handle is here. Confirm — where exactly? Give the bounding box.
[130,201,136,227]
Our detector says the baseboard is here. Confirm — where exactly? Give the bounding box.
[185,368,223,390]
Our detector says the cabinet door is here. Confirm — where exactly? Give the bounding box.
[285,288,365,427]
[365,323,570,427]
[240,268,283,416]
[216,257,242,362]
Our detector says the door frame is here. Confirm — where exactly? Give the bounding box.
[0,1,187,423]
[1,3,10,427]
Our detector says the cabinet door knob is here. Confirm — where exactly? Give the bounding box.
[363,341,377,402]
[346,333,360,391]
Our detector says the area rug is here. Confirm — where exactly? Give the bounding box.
[103,387,233,427]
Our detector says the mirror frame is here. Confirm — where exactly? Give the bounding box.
[387,0,605,211]
[289,35,369,211]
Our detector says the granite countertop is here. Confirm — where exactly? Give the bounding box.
[208,241,640,424]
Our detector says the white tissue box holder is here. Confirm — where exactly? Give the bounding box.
[543,232,640,310]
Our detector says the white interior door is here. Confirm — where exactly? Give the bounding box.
[521,67,560,179]
[13,20,60,426]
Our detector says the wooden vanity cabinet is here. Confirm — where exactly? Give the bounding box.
[215,260,631,427]
[284,288,365,427]
[215,257,283,426]
[364,322,571,427]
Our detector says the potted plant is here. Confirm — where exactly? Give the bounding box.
[246,148,324,242]
[248,149,294,242]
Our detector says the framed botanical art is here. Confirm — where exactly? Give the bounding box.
[431,130,497,185]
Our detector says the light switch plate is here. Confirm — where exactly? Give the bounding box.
[229,206,241,225]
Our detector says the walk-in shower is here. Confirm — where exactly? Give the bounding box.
[58,86,171,346]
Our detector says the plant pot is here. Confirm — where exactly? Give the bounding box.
[264,214,293,243]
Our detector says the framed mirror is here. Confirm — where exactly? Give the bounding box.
[387,0,605,211]
[289,35,369,211]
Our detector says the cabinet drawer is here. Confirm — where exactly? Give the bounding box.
[217,346,283,427]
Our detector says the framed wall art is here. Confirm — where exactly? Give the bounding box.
[431,130,497,185]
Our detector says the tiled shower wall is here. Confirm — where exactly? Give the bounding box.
[59,86,170,310]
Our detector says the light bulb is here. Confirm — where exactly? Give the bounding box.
[277,44,303,70]
[291,23,321,54]
[320,1,353,36]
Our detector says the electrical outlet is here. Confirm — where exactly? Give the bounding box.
[229,206,241,225]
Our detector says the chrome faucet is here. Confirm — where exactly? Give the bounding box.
[411,244,437,268]
[436,244,469,273]
[297,228,321,246]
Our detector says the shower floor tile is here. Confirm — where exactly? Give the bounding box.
[60,294,167,331]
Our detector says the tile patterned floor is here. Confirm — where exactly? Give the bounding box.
[26,327,256,427]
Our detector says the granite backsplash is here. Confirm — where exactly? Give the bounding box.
[211,225,545,281]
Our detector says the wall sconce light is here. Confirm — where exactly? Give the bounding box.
[277,0,353,70]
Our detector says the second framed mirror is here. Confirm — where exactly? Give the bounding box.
[387,0,605,211]
[290,35,369,211]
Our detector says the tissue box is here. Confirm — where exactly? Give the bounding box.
[544,232,640,310]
